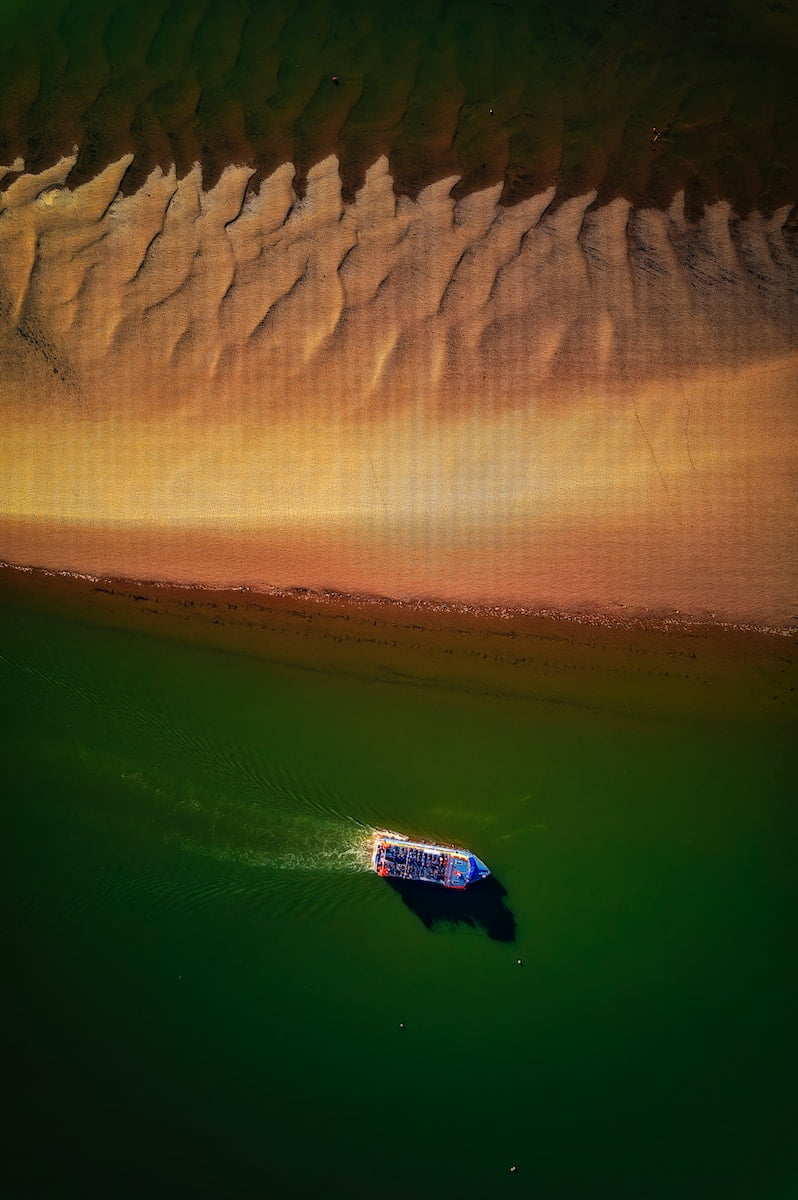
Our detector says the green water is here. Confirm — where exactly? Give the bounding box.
[2,592,796,1197]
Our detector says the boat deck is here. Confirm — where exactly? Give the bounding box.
[374,839,472,888]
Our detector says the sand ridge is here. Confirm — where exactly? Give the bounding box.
[0,154,796,411]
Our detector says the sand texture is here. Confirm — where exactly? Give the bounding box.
[0,154,796,626]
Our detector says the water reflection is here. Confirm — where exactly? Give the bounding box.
[385,874,516,942]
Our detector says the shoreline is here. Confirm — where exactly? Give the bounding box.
[0,502,794,637]
[2,559,795,725]
[1,557,793,640]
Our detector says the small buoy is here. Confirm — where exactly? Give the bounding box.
[516,958,523,966]
[399,1022,405,1029]
[510,1165,517,1173]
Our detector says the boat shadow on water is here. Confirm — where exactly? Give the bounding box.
[385,874,516,942]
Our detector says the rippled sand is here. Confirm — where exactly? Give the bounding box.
[0,154,796,626]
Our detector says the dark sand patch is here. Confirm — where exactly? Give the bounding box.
[1,0,797,214]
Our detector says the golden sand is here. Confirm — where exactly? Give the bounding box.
[0,155,795,625]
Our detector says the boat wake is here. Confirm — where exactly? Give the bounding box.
[3,640,379,879]
[173,812,375,876]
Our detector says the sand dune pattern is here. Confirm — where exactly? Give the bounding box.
[0,153,796,624]
[1,152,796,403]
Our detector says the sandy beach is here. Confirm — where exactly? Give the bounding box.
[0,154,796,627]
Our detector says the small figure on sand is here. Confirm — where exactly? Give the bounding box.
[331,74,340,86]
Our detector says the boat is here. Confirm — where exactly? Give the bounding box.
[371,830,491,889]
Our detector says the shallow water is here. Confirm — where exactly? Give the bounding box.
[1,590,796,1197]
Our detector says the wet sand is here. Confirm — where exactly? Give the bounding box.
[2,0,797,215]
